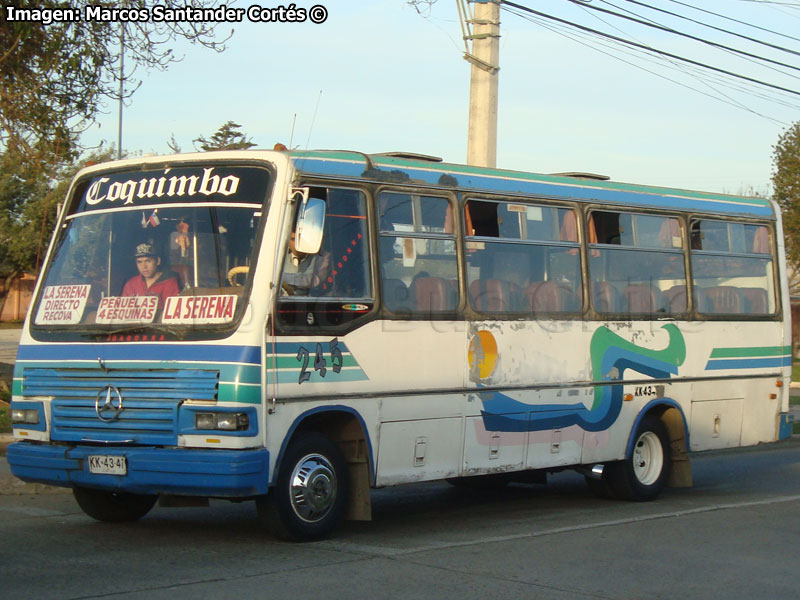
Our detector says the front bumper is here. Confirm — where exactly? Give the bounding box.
[779,412,794,441]
[6,442,270,497]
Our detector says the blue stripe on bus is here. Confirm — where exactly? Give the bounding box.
[292,157,775,218]
[267,341,353,354]
[16,344,262,365]
[17,341,354,365]
[704,356,792,370]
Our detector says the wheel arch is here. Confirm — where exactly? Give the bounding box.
[628,398,693,488]
[272,406,374,520]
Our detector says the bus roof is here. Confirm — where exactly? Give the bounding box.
[289,149,776,220]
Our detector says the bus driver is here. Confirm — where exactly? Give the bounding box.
[281,232,331,296]
[122,243,179,308]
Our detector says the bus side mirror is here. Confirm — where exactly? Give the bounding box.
[294,197,326,254]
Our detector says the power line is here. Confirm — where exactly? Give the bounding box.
[500,0,800,98]
[566,0,800,75]
[502,4,795,124]
[616,0,800,58]
[664,0,800,45]
[581,0,800,104]
[579,0,800,100]
[522,21,789,123]
[734,0,800,5]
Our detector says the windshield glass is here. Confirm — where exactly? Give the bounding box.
[32,164,270,337]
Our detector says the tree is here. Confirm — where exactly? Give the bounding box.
[167,133,182,154]
[193,121,256,151]
[772,122,800,273]
[0,145,117,279]
[407,0,438,14]
[0,150,50,278]
[0,1,232,163]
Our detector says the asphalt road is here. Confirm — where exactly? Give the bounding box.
[1,439,799,600]
[0,326,21,363]
[2,326,799,598]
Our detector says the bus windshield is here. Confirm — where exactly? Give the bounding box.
[31,164,271,335]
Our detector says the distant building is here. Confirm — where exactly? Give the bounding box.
[0,273,36,322]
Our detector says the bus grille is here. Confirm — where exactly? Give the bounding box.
[23,368,219,445]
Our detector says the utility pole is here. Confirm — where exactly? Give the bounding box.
[459,0,501,168]
[117,23,125,160]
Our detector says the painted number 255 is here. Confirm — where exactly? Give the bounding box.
[296,338,343,384]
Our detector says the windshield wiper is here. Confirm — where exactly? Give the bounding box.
[104,323,184,338]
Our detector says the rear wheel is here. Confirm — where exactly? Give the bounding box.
[257,432,348,541]
[73,487,157,522]
[607,415,671,501]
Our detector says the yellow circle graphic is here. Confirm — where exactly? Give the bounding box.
[468,329,498,380]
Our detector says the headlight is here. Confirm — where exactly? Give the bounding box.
[11,409,40,425]
[195,412,250,431]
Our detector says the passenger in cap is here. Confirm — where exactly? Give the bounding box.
[121,243,179,308]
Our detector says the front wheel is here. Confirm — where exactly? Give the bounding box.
[607,415,671,501]
[257,432,348,541]
[73,487,157,522]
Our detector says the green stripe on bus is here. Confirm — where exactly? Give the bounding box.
[291,151,772,207]
[219,364,261,384]
[218,383,261,404]
[709,345,791,358]
[266,369,369,385]
[266,355,360,370]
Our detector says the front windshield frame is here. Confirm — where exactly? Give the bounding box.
[30,160,274,341]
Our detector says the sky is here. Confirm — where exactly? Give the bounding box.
[81,0,800,196]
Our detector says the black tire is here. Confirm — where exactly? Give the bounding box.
[73,487,157,522]
[606,415,671,501]
[257,432,348,541]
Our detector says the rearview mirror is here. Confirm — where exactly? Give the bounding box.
[294,197,326,254]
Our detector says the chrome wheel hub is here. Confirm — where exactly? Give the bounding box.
[289,453,337,523]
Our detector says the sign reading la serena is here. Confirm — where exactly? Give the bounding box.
[162,295,237,324]
[84,167,241,207]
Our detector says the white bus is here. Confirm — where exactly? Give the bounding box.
[8,149,793,540]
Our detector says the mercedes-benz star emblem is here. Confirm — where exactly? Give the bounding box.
[95,385,124,422]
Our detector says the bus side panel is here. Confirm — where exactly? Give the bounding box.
[685,321,787,450]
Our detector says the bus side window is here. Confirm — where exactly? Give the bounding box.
[378,191,458,316]
[589,211,685,317]
[465,200,582,316]
[690,219,776,316]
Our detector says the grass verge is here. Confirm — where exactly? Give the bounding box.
[0,397,10,434]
